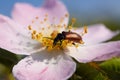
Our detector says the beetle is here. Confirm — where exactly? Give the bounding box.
[53,31,83,46]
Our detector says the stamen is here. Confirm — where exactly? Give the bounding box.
[81,26,88,36]
[51,30,58,39]
[28,25,32,30]
[65,13,69,18]
[68,18,76,31]
[60,17,64,23]
[44,18,48,22]
[79,40,84,44]
[42,28,45,30]
[48,26,50,29]
[68,26,72,30]
[32,20,34,23]
[45,14,48,17]
[71,18,76,24]
[28,15,86,51]
[35,16,39,19]
[63,24,67,28]
[40,21,43,24]
[32,35,35,39]
[32,30,37,34]
[84,26,88,33]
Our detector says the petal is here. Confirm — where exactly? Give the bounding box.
[12,0,69,26]
[74,24,119,45]
[66,41,120,63]
[0,15,42,55]
[13,50,76,80]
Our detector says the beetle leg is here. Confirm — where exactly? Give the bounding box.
[60,40,62,46]
[72,42,76,45]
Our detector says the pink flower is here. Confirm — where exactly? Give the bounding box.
[0,0,120,80]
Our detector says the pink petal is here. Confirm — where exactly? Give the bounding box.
[66,41,120,63]
[12,0,69,26]
[0,15,43,55]
[13,50,76,80]
[74,24,119,45]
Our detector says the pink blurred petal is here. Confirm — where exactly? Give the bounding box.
[66,41,120,63]
[0,15,43,55]
[12,0,69,26]
[93,50,120,61]
[75,24,119,45]
[13,50,76,80]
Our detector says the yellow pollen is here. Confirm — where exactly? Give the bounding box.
[65,13,69,17]
[36,34,41,40]
[28,25,32,30]
[51,30,58,39]
[64,24,67,28]
[47,46,53,51]
[57,25,61,28]
[32,20,34,23]
[84,26,88,33]
[79,40,84,44]
[44,18,48,22]
[60,17,64,23]
[32,30,37,34]
[72,18,76,24]
[32,35,35,39]
[81,26,88,36]
[75,44,79,48]
[28,15,87,51]
[48,26,50,29]
[40,21,43,24]
[42,28,45,30]
[45,14,48,17]
[35,16,39,19]
[68,26,72,30]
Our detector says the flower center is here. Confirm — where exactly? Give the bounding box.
[28,14,87,51]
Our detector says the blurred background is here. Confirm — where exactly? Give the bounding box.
[0,0,120,26]
[0,0,120,80]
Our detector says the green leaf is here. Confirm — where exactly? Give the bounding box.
[0,48,18,67]
[69,63,109,80]
[100,58,120,72]
[100,58,120,80]
[94,73,108,80]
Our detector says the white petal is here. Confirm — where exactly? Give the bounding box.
[13,50,76,80]
[12,0,69,26]
[0,15,42,55]
[74,24,119,45]
[65,41,120,63]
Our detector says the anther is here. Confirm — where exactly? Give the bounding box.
[40,21,43,24]
[28,25,32,30]
[72,18,76,24]
[44,18,48,22]
[81,26,88,36]
[32,20,34,23]
[32,30,36,34]
[35,16,39,19]
[42,28,45,30]
[84,26,88,33]
[45,14,48,17]
[32,35,35,39]
[65,13,69,18]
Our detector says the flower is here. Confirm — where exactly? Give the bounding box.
[0,0,120,80]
